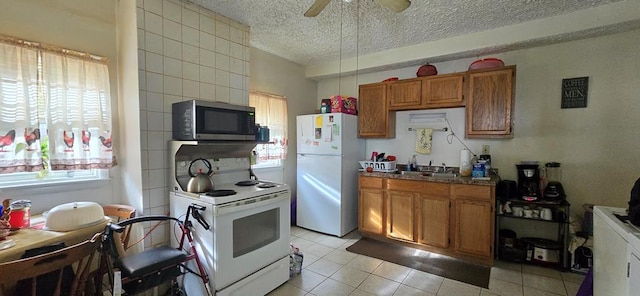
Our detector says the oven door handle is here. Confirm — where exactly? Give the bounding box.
[214,192,289,215]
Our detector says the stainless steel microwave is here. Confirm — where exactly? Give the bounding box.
[172,100,256,141]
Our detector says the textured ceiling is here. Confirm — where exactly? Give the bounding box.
[190,0,633,69]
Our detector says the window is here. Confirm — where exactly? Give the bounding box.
[249,92,288,168]
[0,35,115,189]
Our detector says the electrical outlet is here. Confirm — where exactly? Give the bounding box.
[482,145,490,154]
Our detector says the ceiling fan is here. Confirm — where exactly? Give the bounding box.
[304,0,411,17]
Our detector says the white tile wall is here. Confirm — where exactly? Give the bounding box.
[144,0,162,15]
[163,19,181,41]
[146,91,163,112]
[162,1,181,22]
[163,38,182,58]
[138,0,250,248]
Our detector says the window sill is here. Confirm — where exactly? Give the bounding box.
[0,178,112,196]
[252,164,284,170]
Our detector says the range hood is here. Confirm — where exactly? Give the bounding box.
[170,140,257,161]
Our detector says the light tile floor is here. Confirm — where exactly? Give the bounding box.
[268,226,585,296]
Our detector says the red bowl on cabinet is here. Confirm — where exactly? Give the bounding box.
[468,58,504,70]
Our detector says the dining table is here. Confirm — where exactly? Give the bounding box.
[0,215,109,263]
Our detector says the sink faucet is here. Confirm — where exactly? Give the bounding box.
[435,163,454,174]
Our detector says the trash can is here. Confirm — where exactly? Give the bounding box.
[582,204,594,236]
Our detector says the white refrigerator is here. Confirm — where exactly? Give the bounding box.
[296,113,364,237]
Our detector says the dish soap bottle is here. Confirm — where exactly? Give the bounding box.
[410,155,418,171]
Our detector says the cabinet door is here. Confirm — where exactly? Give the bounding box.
[453,198,493,257]
[359,188,385,235]
[465,66,515,138]
[386,190,415,241]
[423,73,465,108]
[417,194,449,248]
[358,83,396,138]
[388,79,422,110]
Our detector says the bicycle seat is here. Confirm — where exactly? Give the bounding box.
[116,246,186,278]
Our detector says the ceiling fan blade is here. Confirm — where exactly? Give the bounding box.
[304,0,332,17]
[375,0,411,13]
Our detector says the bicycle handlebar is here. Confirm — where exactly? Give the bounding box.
[102,205,210,244]
[189,204,210,230]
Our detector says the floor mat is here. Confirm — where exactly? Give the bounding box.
[346,238,491,288]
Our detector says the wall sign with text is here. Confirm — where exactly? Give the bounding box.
[561,76,589,109]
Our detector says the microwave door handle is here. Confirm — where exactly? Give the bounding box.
[214,193,288,216]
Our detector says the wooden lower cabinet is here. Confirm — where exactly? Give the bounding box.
[452,198,493,257]
[417,194,450,248]
[451,184,494,259]
[358,176,494,265]
[386,190,415,241]
[358,176,385,235]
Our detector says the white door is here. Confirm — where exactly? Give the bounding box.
[296,154,343,236]
[297,114,343,155]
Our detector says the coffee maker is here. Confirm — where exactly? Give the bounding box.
[543,162,566,200]
[516,164,540,201]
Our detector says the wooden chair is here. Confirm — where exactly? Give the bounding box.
[0,239,99,296]
[102,204,136,251]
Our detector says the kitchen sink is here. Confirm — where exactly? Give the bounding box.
[400,171,431,176]
[398,171,459,178]
[431,172,459,178]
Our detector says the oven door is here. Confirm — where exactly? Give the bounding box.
[213,191,290,289]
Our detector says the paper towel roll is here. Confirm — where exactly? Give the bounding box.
[459,149,472,177]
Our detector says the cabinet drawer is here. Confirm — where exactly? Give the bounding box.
[451,184,492,200]
[387,179,449,196]
[359,176,384,188]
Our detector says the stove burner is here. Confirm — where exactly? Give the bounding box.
[235,180,259,186]
[257,183,277,188]
[205,189,237,197]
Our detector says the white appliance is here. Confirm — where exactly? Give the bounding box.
[593,206,640,296]
[296,113,364,237]
[169,141,291,296]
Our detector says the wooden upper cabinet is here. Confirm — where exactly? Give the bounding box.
[422,73,465,108]
[358,83,396,138]
[388,79,423,111]
[465,66,515,138]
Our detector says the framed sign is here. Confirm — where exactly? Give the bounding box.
[561,77,589,109]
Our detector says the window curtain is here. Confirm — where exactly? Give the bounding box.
[42,51,116,170]
[249,92,288,160]
[0,43,43,173]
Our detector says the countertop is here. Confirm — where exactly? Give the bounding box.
[594,206,640,252]
[359,171,498,186]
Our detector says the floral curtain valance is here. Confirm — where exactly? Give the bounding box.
[0,37,116,174]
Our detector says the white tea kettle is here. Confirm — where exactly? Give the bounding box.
[187,158,215,193]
